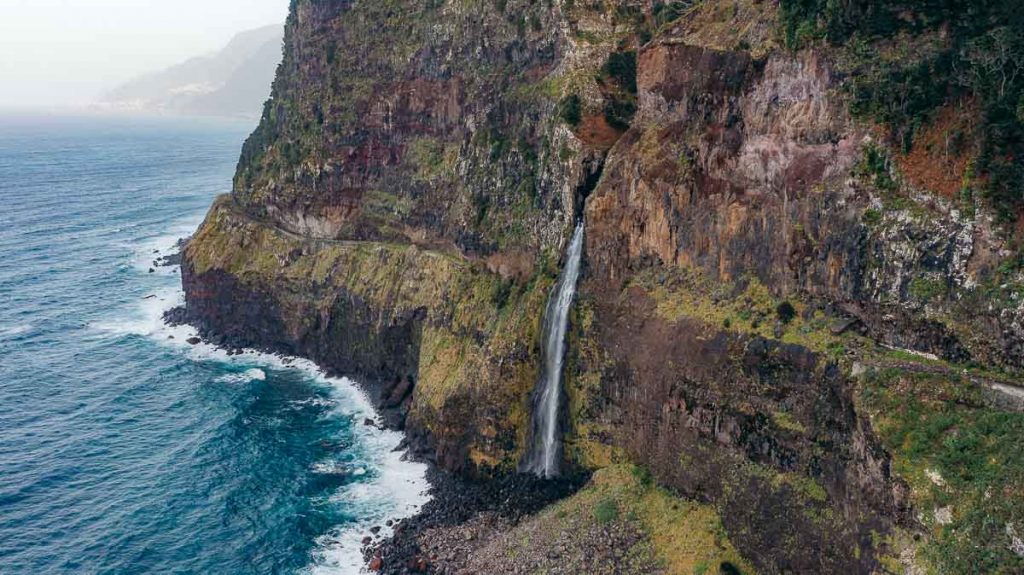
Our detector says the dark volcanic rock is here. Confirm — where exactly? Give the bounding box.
[154,237,189,268]
[162,306,189,326]
[366,469,585,575]
[156,252,182,268]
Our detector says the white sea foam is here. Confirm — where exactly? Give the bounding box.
[130,214,204,275]
[310,460,352,476]
[0,323,33,339]
[290,397,336,410]
[309,431,430,575]
[305,368,431,575]
[91,286,184,337]
[95,224,432,575]
[215,368,267,384]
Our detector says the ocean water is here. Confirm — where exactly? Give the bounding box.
[0,114,429,575]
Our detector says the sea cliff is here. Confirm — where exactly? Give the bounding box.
[179,1,1024,572]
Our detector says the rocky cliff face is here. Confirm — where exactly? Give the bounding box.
[181,0,1024,572]
[233,0,580,253]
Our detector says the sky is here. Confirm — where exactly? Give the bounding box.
[0,0,289,108]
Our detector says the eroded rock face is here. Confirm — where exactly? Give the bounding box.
[181,197,556,473]
[589,43,859,293]
[572,18,1016,573]
[572,279,909,571]
[234,0,578,255]
[588,28,1024,369]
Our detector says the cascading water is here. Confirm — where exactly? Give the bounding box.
[522,222,585,478]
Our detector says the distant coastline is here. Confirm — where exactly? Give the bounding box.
[95,24,283,120]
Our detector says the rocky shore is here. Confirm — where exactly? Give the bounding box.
[162,299,585,574]
[148,237,188,273]
[363,469,585,575]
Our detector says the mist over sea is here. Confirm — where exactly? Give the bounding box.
[0,114,428,575]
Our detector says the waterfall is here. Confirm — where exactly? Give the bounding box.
[522,222,585,478]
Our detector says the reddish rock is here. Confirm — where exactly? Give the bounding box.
[406,556,429,572]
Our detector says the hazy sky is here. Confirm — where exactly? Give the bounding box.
[0,0,289,108]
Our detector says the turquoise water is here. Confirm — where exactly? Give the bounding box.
[0,114,428,575]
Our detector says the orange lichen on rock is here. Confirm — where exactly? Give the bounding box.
[896,103,976,198]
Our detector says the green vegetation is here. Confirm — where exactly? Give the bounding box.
[861,208,882,227]
[408,137,458,182]
[776,301,797,324]
[652,1,695,30]
[559,94,582,126]
[489,277,514,308]
[780,0,1024,222]
[860,368,1024,573]
[615,0,696,44]
[625,250,1024,530]
[541,466,753,574]
[604,97,638,130]
[908,275,949,302]
[604,51,638,94]
[771,410,807,434]
[601,50,638,130]
[854,143,898,193]
[594,497,620,523]
[633,266,863,360]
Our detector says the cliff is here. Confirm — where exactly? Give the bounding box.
[179,0,1024,573]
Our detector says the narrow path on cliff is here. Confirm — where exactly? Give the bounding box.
[217,195,474,264]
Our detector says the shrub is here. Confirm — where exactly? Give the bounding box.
[558,94,582,127]
[855,144,898,192]
[593,497,619,524]
[604,97,636,130]
[605,51,637,94]
[719,562,743,575]
[490,279,513,308]
[653,1,693,30]
[776,301,797,324]
[862,208,883,227]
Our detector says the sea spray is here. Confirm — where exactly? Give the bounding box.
[523,222,585,478]
[1,116,427,574]
[97,214,432,575]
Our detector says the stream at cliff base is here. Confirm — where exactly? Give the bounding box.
[0,114,429,574]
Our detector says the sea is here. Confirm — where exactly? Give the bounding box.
[0,113,429,575]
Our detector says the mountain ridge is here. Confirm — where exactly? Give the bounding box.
[98,24,283,119]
